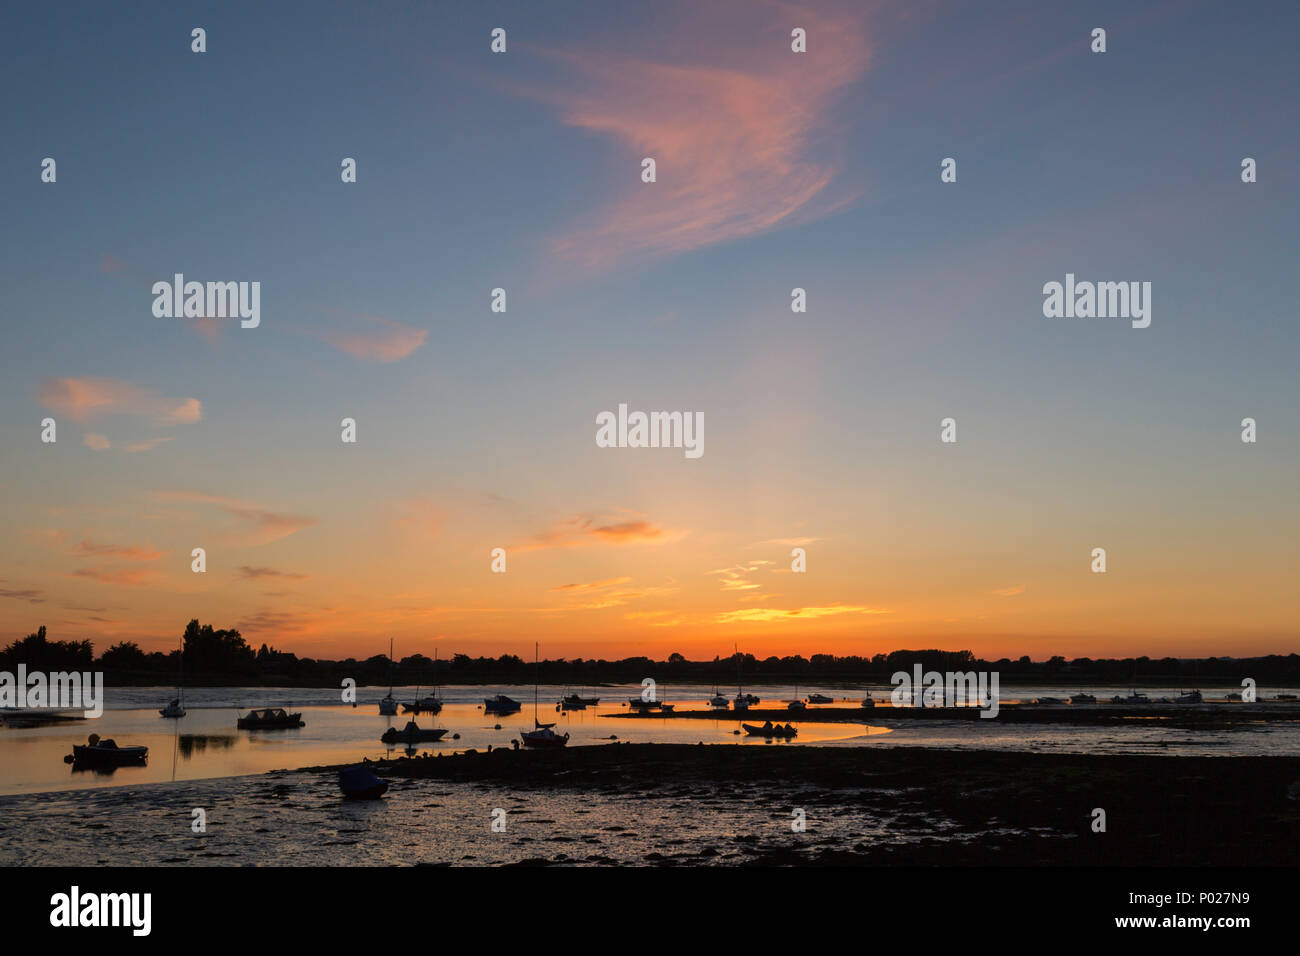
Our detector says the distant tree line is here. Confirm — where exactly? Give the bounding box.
[2,622,1297,687]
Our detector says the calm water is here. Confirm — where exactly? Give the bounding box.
[2,683,1296,797]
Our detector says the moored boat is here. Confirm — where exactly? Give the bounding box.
[1069,692,1097,705]
[521,642,570,748]
[1175,690,1203,704]
[1110,692,1150,705]
[403,694,443,714]
[378,638,399,715]
[237,707,304,729]
[69,734,148,766]
[381,720,449,744]
[483,694,522,714]
[807,693,834,704]
[159,633,186,718]
[742,721,798,739]
[339,765,388,800]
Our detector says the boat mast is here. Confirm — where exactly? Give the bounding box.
[534,641,540,728]
[388,638,394,697]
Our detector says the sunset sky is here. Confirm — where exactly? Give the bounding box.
[2,0,1297,662]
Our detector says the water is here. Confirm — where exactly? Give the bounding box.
[2,682,1295,797]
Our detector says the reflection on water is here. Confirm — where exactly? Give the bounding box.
[177,734,237,758]
[3,681,1298,797]
[0,697,884,797]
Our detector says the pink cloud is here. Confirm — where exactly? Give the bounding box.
[517,1,872,273]
[40,377,201,426]
[306,310,428,363]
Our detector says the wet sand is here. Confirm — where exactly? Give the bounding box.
[348,743,1300,865]
[3,743,1296,866]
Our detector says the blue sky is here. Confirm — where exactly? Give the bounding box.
[1,0,1296,659]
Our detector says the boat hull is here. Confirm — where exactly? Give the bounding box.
[742,723,797,739]
[71,744,148,765]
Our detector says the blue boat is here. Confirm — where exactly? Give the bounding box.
[339,765,389,800]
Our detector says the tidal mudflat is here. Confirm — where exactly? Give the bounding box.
[3,744,1296,866]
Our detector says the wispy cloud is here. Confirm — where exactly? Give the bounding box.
[40,377,201,426]
[0,583,45,604]
[991,585,1026,597]
[75,540,162,562]
[518,1,871,273]
[707,561,773,592]
[550,577,633,592]
[70,567,159,587]
[154,491,315,546]
[517,513,679,552]
[238,566,308,581]
[82,433,111,451]
[304,309,428,363]
[715,604,890,624]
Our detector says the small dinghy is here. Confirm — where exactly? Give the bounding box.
[339,765,389,800]
[742,722,798,739]
[381,720,449,744]
[69,733,148,766]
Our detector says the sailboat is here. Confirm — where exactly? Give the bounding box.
[520,642,569,748]
[403,647,444,714]
[378,638,399,715]
[708,658,729,708]
[787,681,806,711]
[733,644,759,710]
[159,634,185,718]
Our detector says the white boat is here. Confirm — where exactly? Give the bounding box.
[378,638,399,715]
[159,635,185,718]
